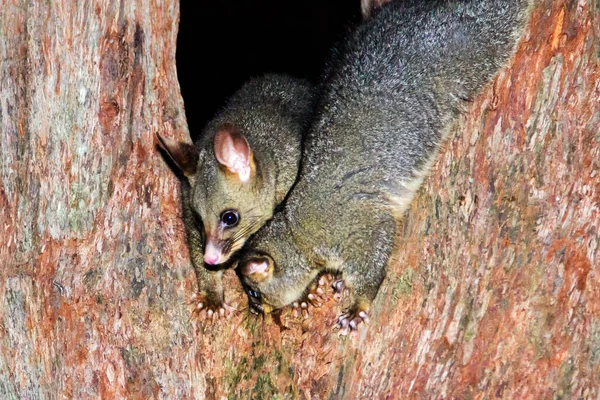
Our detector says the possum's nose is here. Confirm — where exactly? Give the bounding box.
[204,241,224,265]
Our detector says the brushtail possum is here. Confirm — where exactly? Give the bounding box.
[157,74,316,316]
[238,0,532,332]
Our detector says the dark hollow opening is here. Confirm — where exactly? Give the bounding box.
[176,0,361,141]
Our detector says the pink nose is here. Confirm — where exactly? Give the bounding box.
[204,242,222,265]
[204,253,220,265]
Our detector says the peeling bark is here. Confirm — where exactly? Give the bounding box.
[1,0,599,398]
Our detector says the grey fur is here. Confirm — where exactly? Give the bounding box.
[239,0,532,319]
[180,74,316,306]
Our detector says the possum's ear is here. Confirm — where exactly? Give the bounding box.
[214,123,254,183]
[361,0,373,18]
[155,133,199,177]
[361,0,388,19]
[240,257,273,283]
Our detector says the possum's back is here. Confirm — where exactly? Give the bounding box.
[300,0,528,197]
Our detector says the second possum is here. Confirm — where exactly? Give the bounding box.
[157,74,316,316]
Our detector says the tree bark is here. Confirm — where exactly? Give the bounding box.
[1,0,599,398]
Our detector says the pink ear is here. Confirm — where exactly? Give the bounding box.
[155,132,199,177]
[213,124,253,182]
[240,258,271,282]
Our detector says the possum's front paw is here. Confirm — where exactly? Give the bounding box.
[189,291,235,322]
[291,273,334,319]
[336,302,370,335]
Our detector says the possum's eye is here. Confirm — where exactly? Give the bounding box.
[220,210,239,227]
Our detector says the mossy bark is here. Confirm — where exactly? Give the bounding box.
[1,0,599,398]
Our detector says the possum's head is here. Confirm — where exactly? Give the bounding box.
[156,124,275,266]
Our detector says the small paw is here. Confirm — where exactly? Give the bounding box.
[291,273,334,319]
[309,273,335,307]
[291,301,309,319]
[189,292,235,323]
[335,307,370,336]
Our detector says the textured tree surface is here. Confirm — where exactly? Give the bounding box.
[1,0,599,398]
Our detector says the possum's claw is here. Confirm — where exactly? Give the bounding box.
[190,292,235,323]
[336,307,369,335]
[332,278,346,301]
[307,275,331,307]
[291,301,309,319]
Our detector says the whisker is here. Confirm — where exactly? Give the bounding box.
[230,224,256,241]
[230,218,264,242]
[222,218,266,255]
[232,225,262,246]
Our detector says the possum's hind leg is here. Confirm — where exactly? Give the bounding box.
[335,270,383,335]
[335,216,393,334]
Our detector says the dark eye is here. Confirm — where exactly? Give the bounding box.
[248,289,261,299]
[220,210,239,227]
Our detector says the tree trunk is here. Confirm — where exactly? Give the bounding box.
[1,0,598,398]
